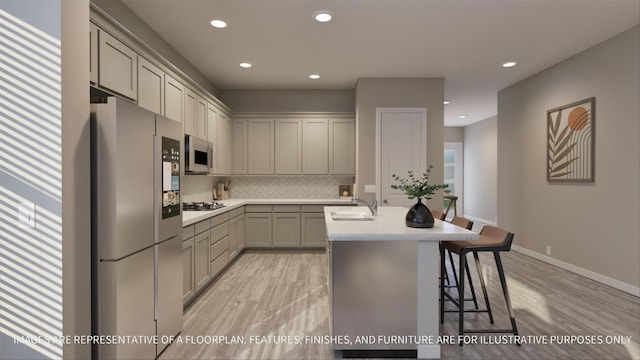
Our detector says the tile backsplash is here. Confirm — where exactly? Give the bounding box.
[182,175,355,201]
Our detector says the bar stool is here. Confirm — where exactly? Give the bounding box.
[440,225,519,344]
[439,217,479,318]
[431,209,446,221]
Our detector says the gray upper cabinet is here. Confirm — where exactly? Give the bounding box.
[232,119,247,174]
[218,113,233,174]
[206,103,218,173]
[164,74,184,123]
[302,119,329,174]
[184,89,196,136]
[196,97,208,140]
[275,118,302,174]
[89,22,98,84]
[98,30,137,100]
[329,118,355,175]
[137,56,164,115]
[247,119,275,174]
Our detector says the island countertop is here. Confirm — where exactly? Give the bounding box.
[324,206,479,242]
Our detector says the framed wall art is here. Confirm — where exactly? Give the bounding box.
[547,97,595,182]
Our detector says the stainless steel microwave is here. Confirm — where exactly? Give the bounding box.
[185,135,213,174]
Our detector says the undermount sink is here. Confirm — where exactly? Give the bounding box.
[330,211,374,221]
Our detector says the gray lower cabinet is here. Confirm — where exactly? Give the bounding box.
[301,213,327,248]
[237,213,246,251]
[245,213,273,247]
[245,205,273,247]
[273,205,301,247]
[194,229,211,293]
[182,238,195,304]
[228,215,238,259]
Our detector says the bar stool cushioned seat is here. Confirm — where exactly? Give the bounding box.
[440,225,519,344]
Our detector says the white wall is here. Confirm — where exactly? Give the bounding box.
[498,26,640,290]
[463,116,497,224]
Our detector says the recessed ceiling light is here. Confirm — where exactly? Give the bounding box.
[502,61,517,68]
[443,100,450,105]
[458,115,467,119]
[313,11,333,23]
[239,62,252,68]
[210,19,227,29]
[309,74,320,79]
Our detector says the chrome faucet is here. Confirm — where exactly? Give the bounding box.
[352,197,378,216]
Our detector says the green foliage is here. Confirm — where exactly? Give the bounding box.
[390,165,448,200]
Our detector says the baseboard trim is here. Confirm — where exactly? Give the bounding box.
[512,245,640,297]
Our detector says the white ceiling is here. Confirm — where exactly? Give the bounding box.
[120,0,639,126]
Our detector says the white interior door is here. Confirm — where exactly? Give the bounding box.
[444,142,463,215]
[377,108,427,207]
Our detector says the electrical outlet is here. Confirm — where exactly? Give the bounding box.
[546,245,551,256]
[364,185,376,193]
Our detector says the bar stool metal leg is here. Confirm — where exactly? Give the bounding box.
[458,250,466,345]
[493,251,519,340]
[473,251,494,324]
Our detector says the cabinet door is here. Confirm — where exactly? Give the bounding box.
[301,213,328,248]
[273,212,301,248]
[232,119,247,174]
[182,238,195,305]
[228,216,238,259]
[90,23,98,84]
[218,113,232,174]
[329,118,355,175]
[184,89,196,136]
[302,119,328,174]
[137,56,164,114]
[237,213,246,251]
[196,97,208,139]
[194,231,211,292]
[207,103,218,173]
[164,74,184,123]
[275,118,302,174]
[247,119,274,174]
[245,213,272,247]
[98,30,137,100]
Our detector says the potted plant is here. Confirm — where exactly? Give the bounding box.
[391,165,448,228]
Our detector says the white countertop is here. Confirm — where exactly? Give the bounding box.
[324,206,479,242]
[182,198,354,227]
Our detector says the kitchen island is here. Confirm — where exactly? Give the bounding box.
[324,206,478,359]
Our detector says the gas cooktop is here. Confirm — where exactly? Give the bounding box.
[182,202,225,211]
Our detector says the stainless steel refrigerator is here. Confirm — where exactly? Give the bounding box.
[91,97,183,359]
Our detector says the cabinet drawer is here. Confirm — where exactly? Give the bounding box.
[211,222,229,242]
[210,250,229,278]
[210,236,228,261]
[211,213,229,228]
[182,225,195,240]
[237,206,245,215]
[301,205,325,213]
[273,205,300,213]
[227,209,238,218]
[246,205,272,212]
[195,219,210,235]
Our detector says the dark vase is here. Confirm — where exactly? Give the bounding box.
[405,198,434,228]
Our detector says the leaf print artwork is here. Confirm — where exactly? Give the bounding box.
[546,98,595,182]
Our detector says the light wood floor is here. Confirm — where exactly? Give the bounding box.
[160,249,640,360]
